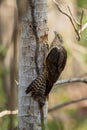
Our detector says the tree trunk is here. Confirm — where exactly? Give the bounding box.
[18,0,48,130]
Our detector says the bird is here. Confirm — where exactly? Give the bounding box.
[25,31,67,107]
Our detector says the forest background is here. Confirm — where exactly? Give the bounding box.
[0,0,87,130]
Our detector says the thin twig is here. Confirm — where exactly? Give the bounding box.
[0,110,18,118]
[79,22,87,34]
[53,0,81,41]
[80,10,84,30]
[15,80,19,86]
[48,97,87,112]
[55,77,87,86]
[67,6,81,27]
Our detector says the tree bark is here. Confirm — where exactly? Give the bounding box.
[18,0,48,130]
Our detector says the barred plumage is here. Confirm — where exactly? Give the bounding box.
[25,32,67,107]
[25,71,48,107]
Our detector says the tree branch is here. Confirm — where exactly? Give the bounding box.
[80,10,84,30]
[1,97,87,116]
[0,110,18,118]
[79,22,87,34]
[67,6,81,27]
[52,0,85,41]
[55,77,87,86]
[48,97,87,112]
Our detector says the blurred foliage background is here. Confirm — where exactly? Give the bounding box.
[0,0,87,130]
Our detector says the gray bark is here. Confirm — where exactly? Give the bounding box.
[18,0,48,130]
